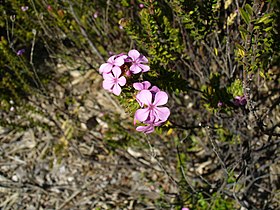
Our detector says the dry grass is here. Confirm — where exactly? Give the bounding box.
[0,65,179,210]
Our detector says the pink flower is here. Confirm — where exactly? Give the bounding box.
[93,12,98,18]
[125,70,132,77]
[21,6,29,12]
[99,54,127,74]
[139,4,144,9]
[217,101,223,107]
[233,95,247,106]
[134,81,160,107]
[182,208,189,210]
[133,81,160,93]
[134,90,170,122]
[47,5,52,11]
[136,116,164,134]
[17,49,25,56]
[133,81,151,90]
[128,49,150,74]
[102,66,126,96]
[239,96,247,106]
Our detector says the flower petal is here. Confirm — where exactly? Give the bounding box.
[136,125,148,132]
[133,81,151,90]
[150,86,160,93]
[135,108,150,122]
[136,125,154,133]
[137,90,152,106]
[103,80,114,90]
[145,128,155,134]
[118,54,128,59]
[99,63,113,74]
[153,91,168,106]
[154,107,170,121]
[107,55,116,63]
[130,64,142,74]
[144,114,155,124]
[102,72,114,80]
[135,93,144,107]
[142,81,151,89]
[111,66,122,78]
[128,49,140,61]
[133,82,144,90]
[138,64,150,72]
[113,56,125,66]
[154,120,163,126]
[112,84,122,96]
[139,55,148,63]
[118,76,126,86]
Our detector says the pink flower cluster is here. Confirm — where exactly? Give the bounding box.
[99,50,170,134]
[133,81,170,133]
[100,49,149,96]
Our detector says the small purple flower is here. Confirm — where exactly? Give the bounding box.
[21,6,29,12]
[135,90,170,122]
[233,97,240,106]
[102,66,126,96]
[239,96,247,106]
[182,208,190,210]
[128,49,150,74]
[17,49,25,56]
[217,101,223,107]
[99,54,127,74]
[139,4,144,9]
[93,12,98,18]
[233,95,247,106]
[47,5,52,11]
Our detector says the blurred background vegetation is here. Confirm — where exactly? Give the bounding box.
[0,0,279,209]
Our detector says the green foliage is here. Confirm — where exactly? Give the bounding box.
[177,189,236,210]
[227,79,243,97]
[214,125,234,142]
[237,2,279,77]
[122,1,187,91]
[0,37,32,102]
[196,192,236,209]
[201,73,234,111]
[239,7,251,25]
[208,194,235,210]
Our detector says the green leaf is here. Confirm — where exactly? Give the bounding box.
[238,26,249,40]
[264,26,273,32]
[239,8,250,25]
[121,0,130,7]
[235,43,245,51]
[259,71,265,78]
[245,4,253,16]
[256,13,272,24]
